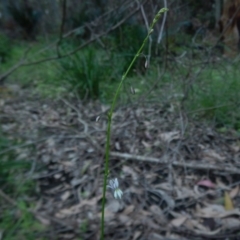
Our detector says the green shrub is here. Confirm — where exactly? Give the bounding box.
[0,134,45,239]
[110,23,147,74]
[186,63,240,129]
[0,34,12,64]
[58,43,111,100]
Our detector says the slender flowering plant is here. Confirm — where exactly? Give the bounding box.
[100,7,168,240]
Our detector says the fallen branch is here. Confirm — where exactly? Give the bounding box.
[110,151,240,174]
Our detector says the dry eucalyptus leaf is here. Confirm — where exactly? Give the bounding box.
[170,216,188,227]
[159,131,180,143]
[60,191,71,201]
[133,231,142,240]
[221,217,240,230]
[229,185,239,198]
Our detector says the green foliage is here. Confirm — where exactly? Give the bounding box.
[110,22,147,74]
[0,34,12,64]
[58,43,111,100]
[0,134,45,240]
[184,63,240,129]
[1,201,46,240]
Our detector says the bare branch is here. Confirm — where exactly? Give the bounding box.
[157,0,168,44]
[139,1,152,66]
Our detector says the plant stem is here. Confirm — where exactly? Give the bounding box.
[100,7,168,240]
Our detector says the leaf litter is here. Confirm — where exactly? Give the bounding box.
[1,91,240,239]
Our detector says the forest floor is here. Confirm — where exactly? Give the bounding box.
[1,85,240,240]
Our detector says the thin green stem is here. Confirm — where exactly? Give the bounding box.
[100,8,168,240]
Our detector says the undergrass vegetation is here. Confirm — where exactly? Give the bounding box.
[185,62,240,129]
[0,133,45,240]
[1,28,240,130]
[58,42,110,100]
[0,34,12,64]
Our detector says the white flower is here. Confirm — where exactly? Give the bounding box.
[107,178,123,200]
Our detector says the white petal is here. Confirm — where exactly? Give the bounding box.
[114,178,119,188]
[114,188,123,199]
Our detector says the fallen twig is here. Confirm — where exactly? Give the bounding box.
[110,151,240,174]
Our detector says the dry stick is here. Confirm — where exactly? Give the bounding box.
[110,151,240,174]
[139,1,152,65]
[157,0,167,45]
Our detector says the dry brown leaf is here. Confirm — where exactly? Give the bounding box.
[106,200,122,213]
[143,218,160,230]
[128,186,144,195]
[176,186,195,199]
[150,205,167,224]
[202,149,225,161]
[141,140,151,148]
[193,185,203,196]
[184,218,195,230]
[60,191,71,201]
[115,141,121,150]
[101,209,115,222]
[170,216,188,227]
[169,211,185,218]
[148,233,166,240]
[196,205,225,218]
[197,205,240,219]
[133,231,142,240]
[122,165,138,181]
[56,197,99,218]
[184,219,208,232]
[221,217,240,230]
[194,228,221,236]
[81,160,92,174]
[218,209,240,218]
[123,205,135,215]
[159,131,180,142]
[230,185,239,199]
[149,189,175,209]
[35,214,51,225]
[230,143,240,152]
[216,177,229,190]
[156,182,173,191]
[118,214,132,226]
[144,130,153,140]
